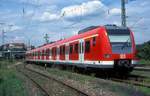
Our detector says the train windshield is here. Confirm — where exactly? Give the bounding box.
[107,29,132,54]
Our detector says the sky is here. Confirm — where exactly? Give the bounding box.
[0,0,149,46]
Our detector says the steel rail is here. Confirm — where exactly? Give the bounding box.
[111,78,150,88]
[16,66,50,96]
[24,65,92,96]
[134,67,150,71]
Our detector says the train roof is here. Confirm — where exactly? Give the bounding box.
[78,26,99,34]
[26,24,130,53]
[26,26,102,53]
[104,25,130,35]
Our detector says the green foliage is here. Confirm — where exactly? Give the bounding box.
[139,59,150,64]
[137,41,150,60]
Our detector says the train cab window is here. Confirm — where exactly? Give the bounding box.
[75,44,78,53]
[69,45,73,54]
[85,40,90,53]
[93,37,96,46]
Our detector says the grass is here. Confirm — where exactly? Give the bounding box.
[139,87,150,96]
[139,59,150,65]
[0,59,28,96]
[132,70,150,78]
[131,70,150,95]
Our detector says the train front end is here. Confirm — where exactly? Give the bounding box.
[103,25,139,72]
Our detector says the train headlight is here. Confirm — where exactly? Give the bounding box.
[104,54,111,58]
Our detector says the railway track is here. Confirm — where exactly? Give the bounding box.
[16,66,50,96]
[18,63,149,96]
[110,74,150,88]
[28,63,150,89]
[134,67,150,71]
[17,64,92,96]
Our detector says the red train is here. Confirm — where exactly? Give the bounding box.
[25,25,139,73]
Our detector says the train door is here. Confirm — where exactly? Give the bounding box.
[65,43,69,61]
[79,39,84,63]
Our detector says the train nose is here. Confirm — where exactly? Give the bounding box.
[114,59,133,73]
[116,60,131,68]
[118,60,130,67]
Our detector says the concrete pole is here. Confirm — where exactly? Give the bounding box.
[121,0,127,27]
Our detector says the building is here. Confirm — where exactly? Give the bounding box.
[0,43,27,59]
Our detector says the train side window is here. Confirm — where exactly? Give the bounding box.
[69,45,73,54]
[93,37,96,46]
[40,51,42,56]
[47,49,49,56]
[75,43,78,53]
[60,46,63,55]
[46,50,47,56]
[63,46,65,55]
[57,47,59,55]
[59,46,61,55]
[66,46,69,54]
[85,40,90,53]
[55,48,57,55]
[42,50,44,56]
[49,49,52,56]
[52,48,54,56]
[38,52,40,56]
[36,52,37,56]
[79,43,81,53]
[53,48,55,56]
[82,42,84,53]
[44,50,45,56]
[55,48,56,55]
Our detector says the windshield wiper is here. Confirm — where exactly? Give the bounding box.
[121,38,130,50]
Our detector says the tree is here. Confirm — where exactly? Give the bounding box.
[137,41,150,60]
